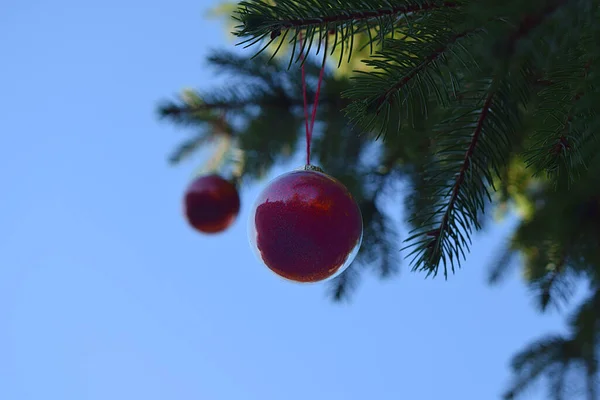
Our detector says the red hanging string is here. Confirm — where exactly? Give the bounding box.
[299,32,328,166]
[300,35,311,164]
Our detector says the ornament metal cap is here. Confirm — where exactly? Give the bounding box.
[302,164,325,173]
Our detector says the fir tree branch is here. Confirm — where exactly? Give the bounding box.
[413,86,497,277]
[402,64,539,276]
[343,20,474,136]
[343,25,474,136]
[530,243,577,312]
[243,1,458,32]
[445,93,493,218]
[234,0,463,63]
[568,289,600,345]
[160,96,349,114]
[501,0,570,55]
[158,51,336,123]
[504,336,578,400]
[375,30,471,108]
[402,0,576,277]
[525,59,593,183]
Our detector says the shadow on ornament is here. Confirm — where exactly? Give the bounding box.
[248,165,363,283]
[184,174,240,234]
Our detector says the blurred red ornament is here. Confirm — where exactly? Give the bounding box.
[249,166,363,283]
[184,174,240,234]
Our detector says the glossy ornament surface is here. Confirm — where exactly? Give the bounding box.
[249,166,363,282]
[184,174,240,234]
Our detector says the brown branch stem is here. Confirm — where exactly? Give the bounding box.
[432,91,494,249]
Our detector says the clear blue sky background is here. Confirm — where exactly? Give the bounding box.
[0,1,572,399]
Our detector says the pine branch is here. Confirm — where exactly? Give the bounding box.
[401,0,575,277]
[373,30,470,106]
[568,289,600,345]
[159,83,289,120]
[343,22,475,136]
[403,79,510,277]
[158,90,221,126]
[233,0,463,64]
[524,58,594,184]
[500,0,570,56]
[160,95,349,113]
[504,336,578,400]
[158,51,337,124]
[505,199,587,311]
[489,200,581,310]
[240,0,458,32]
[529,246,577,312]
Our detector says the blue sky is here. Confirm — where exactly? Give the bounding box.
[0,1,570,399]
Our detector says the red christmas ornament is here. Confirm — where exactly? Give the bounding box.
[184,174,240,234]
[249,166,363,283]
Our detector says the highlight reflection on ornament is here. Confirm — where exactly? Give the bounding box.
[249,165,363,283]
